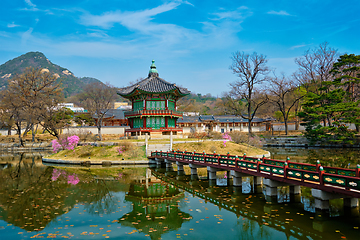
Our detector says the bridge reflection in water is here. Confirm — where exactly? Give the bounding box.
[151,150,360,211]
[150,165,360,240]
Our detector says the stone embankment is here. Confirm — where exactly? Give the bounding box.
[263,136,360,148]
[263,136,309,147]
[0,142,52,152]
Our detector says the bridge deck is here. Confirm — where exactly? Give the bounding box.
[150,150,360,198]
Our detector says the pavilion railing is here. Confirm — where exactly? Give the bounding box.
[124,109,183,117]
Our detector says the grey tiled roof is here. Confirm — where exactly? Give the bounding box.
[199,115,215,121]
[93,109,125,120]
[177,116,201,123]
[178,115,271,123]
[118,74,190,96]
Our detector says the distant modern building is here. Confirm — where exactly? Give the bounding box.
[114,102,132,110]
[59,103,87,113]
[117,60,190,137]
[177,115,272,133]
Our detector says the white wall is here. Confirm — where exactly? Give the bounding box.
[0,129,18,135]
[181,123,266,134]
[63,126,130,135]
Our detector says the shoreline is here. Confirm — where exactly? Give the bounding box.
[42,150,270,166]
[42,158,156,166]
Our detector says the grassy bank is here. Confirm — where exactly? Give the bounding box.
[48,143,146,161]
[47,138,268,161]
[173,141,268,156]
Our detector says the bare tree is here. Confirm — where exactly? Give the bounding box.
[294,42,338,126]
[294,42,338,92]
[0,106,14,135]
[0,68,63,144]
[0,88,27,145]
[228,52,270,134]
[268,74,305,135]
[38,107,73,139]
[78,82,117,141]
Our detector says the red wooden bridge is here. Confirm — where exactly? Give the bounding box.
[150,150,360,198]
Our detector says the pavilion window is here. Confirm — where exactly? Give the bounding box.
[168,101,175,110]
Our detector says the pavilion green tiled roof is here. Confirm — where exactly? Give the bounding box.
[117,60,190,97]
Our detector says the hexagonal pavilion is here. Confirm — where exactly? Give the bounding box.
[117,60,190,137]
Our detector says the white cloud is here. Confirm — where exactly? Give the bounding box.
[290,44,311,50]
[25,0,36,8]
[210,6,250,20]
[78,2,246,53]
[267,10,291,16]
[184,1,194,7]
[87,29,109,38]
[21,28,33,46]
[23,0,39,11]
[1,2,249,62]
[7,22,20,28]
[80,2,181,29]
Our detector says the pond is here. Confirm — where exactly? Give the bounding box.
[264,147,360,168]
[0,150,360,240]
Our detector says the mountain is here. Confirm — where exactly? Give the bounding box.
[0,52,104,97]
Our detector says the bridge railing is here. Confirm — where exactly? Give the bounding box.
[150,150,360,193]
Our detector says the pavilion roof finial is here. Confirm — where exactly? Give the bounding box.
[148,60,158,76]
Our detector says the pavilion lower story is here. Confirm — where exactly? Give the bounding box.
[124,127,183,139]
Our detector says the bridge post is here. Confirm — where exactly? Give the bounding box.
[253,176,263,185]
[176,161,184,172]
[343,198,359,208]
[189,163,206,176]
[165,159,173,169]
[344,198,360,217]
[190,167,198,175]
[311,189,358,210]
[289,185,301,203]
[207,167,217,180]
[263,179,279,197]
[290,185,301,195]
[231,171,251,187]
[170,131,173,150]
[155,158,164,167]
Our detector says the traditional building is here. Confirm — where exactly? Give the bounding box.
[177,115,273,134]
[117,60,190,137]
[93,109,128,127]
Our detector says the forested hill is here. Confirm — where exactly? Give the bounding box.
[0,51,104,97]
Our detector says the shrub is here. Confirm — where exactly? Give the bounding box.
[78,145,93,157]
[228,131,248,144]
[119,141,133,151]
[228,131,264,148]
[51,135,80,153]
[210,145,217,153]
[209,131,223,139]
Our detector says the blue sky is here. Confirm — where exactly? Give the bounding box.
[1,0,360,96]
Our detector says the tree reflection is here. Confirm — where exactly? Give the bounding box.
[0,156,130,231]
[306,149,360,167]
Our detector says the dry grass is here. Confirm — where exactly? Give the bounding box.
[173,141,267,156]
[0,133,56,143]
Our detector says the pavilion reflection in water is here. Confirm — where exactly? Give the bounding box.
[119,169,192,239]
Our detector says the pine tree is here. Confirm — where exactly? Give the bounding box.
[299,54,360,145]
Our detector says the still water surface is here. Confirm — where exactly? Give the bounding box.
[0,149,360,239]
